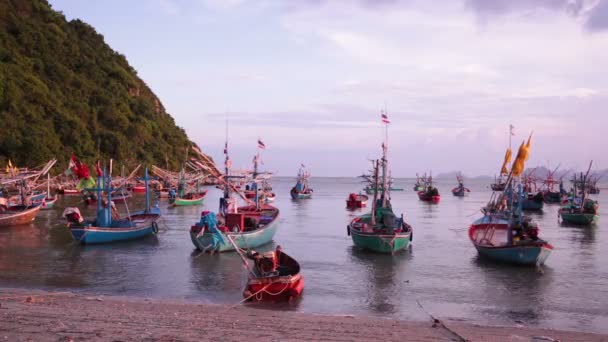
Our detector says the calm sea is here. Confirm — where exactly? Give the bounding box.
[1,177,607,333]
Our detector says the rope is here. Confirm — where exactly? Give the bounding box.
[415,300,468,342]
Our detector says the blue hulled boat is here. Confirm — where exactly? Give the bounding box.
[63,167,160,244]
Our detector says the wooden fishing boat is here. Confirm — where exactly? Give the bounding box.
[469,214,553,266]
[190,204,279,252]
[348,112,413,254]
[346,193,369,209]
[290,165,313,200]
[242,247,304,302]
[0,205,40,227]
[558,163,599,225]
[190,139,280,253]
[418,190,440,203]
[132,185,147,193]
[41,174,57,210]
[364,185,404,195]
[41,196,57,210]
[413,173,426,191]
[59,188,80,195]
[451,175,470,197]
[8,191,46,208]
[490,182,506,192]
[169,190,207,207]
[63,168,160,244]
[262,191,276,203]
[543,191,562,204]
[470,133,553,266]
[520,192,544,211]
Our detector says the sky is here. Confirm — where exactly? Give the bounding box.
[49,0,608,177]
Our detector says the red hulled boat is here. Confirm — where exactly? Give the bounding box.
[346,193,369,209]
[242,246,304,302]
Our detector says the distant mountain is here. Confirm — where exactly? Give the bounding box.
[0,0,205,169]
[435,171,464,179]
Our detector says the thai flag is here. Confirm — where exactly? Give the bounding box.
[258,139,266,149]
[381,113,390,124]
[223,141,228,154]
[510,124,515,136]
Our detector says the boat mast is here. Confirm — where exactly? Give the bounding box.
[381,108,389,207]
[371,159,379,225]
[254,138,261,210]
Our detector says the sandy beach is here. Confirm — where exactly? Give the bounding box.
[0,288,606,341]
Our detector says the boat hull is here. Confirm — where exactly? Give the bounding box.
[171,197,204,206]
[491,183,506,191]
[418,192,440,203]
[41,197,57,210]
[69,214,160,244]
[132,186,147,193]
[560,212,598,225]
[521,197,544,211]
[349,228,411,253]
[244,274,304,302]
[0,206,40,227]
[290,191,312,200]
[474,244,553,266]
[469,219,552,266]
[191,219,279,252]
[452,188,466,197]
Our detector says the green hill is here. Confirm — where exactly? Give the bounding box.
[0,0,200,170]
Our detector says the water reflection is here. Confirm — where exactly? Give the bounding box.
[560,223,596,245]
[473,256,553,325]
[350,247,412,315]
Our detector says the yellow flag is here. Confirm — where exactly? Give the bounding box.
[524,133,532,161]
[500,148,512,175]
[511,141,527,177]
[8,159,13,168]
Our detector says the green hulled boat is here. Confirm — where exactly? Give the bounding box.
[559,200,599,225]
[558,163,600,226]
[348,111,413,254]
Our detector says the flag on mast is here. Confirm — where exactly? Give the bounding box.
[258,139,266,149]
[381,112,390,124]
[510,124,515,136]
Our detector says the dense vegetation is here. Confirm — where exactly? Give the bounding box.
[0,0,200,170]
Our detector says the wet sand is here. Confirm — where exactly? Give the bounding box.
[1,288,606,341]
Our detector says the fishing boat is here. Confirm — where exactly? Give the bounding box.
[0,203,40,227]
[469,207,552,266]
[41,173,57,210]
[413,173,426,191]
[541,165,564,204]
[363,185,404,195]
[59,188,80,195]
[519,170,544,211]
[168,168,207,207]
[559,164,600,225]
[8,190,46,208]
[170,191,206,207]
[63,167,161,244]
[469,134,553,266]
[346,192,369,209]
[347,111,413,254]
[451,174,470,197]
[417,174,440,203]
[290,165,313,200]
[190,139,280,253]
[132,185,147,193]
[241,245,304,302]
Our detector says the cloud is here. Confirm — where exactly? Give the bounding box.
[586,0,608,31]
[466,0,608,32]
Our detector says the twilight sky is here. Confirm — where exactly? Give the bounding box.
[50,0,608,177]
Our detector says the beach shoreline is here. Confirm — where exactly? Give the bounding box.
[0,287,605,341]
